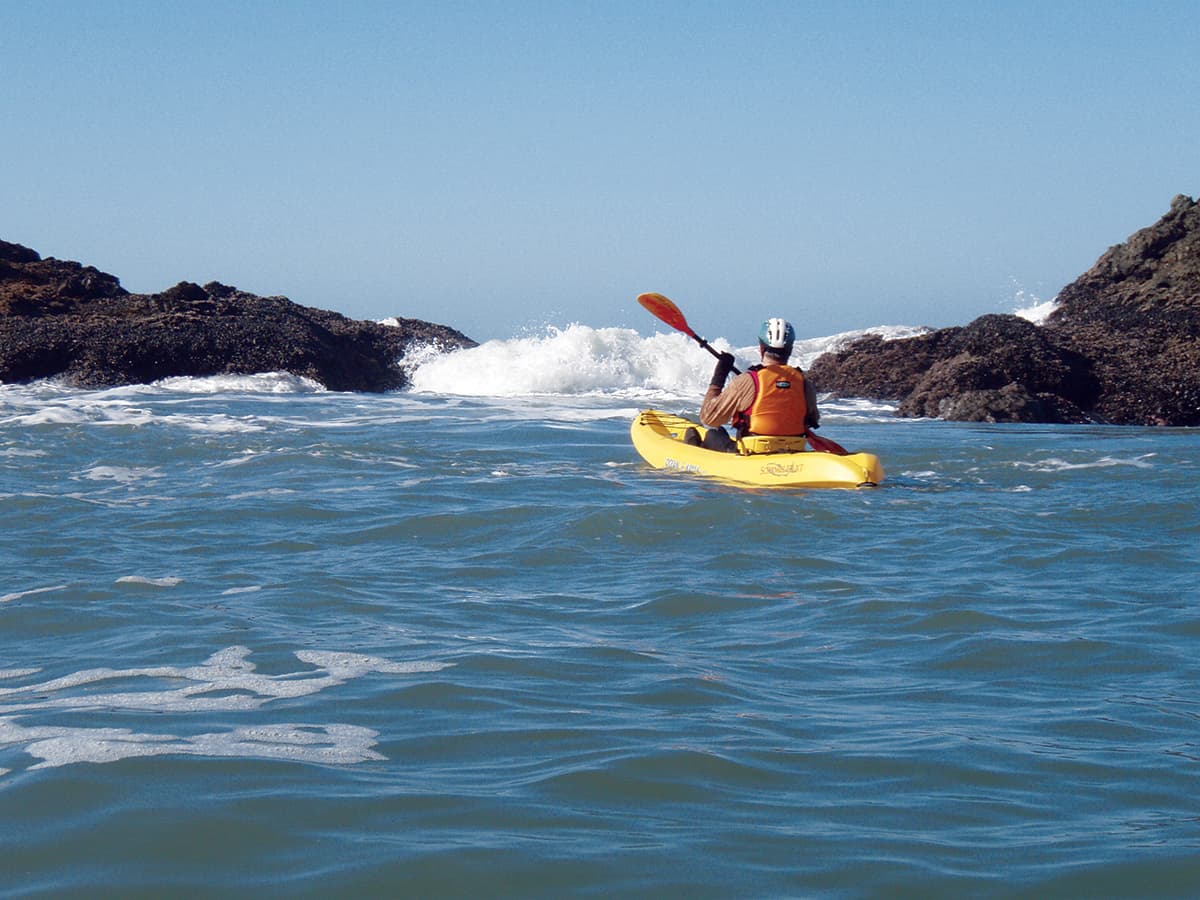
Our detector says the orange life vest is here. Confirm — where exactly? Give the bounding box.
[734,364,808,436]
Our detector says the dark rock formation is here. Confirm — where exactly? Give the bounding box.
[809,315,1097,423]
[0,241,476,391]
[1042,194,1200,426]
[808,195,1200,425]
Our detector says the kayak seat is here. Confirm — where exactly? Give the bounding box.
[737,435,808,455]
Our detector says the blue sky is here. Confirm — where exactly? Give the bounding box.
[3,1,1197,342]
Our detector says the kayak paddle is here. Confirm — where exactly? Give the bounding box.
[797,427,849,456]
[636,291,851,456]
[637,292,734,369]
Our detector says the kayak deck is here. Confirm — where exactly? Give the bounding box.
[631,409,884,489]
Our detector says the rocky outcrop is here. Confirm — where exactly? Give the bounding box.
[0,241,475,391]
[808,195,1200,425]
[1041,194,1200,425]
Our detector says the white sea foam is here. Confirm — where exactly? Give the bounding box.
[1012,287,1059,324]
[162,412,270,433]
[790,324,931,369]
[0,374,321,432]
[1,321,920,431]
[1015,299,1058,324]
[2,405,94,426]
[407,322,927,402]
[115,575,183,587]
[81,465,161,483]
[1015,454,1157,473]
[0,584,68,604]
[151,372,326,394]
[0,323,923,422]
[0,646,452,772]
[2,721,385,769]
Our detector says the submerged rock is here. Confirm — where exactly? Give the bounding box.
[0,241,476,391]
[809,195,1200,425]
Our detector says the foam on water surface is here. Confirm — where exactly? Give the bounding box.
[150,372,327,394]
[0,325,917,435]
[82,465,162,483]
[1015,453,1159,473]
[0,584,68,604]
[406,322,925,403]
[0,646,452,771]
[115,575,184,587]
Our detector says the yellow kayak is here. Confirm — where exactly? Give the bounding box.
[630,410,884,489]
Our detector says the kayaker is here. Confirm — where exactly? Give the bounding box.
[689,318,820,452]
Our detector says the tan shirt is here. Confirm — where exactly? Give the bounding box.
[700,368,820,431]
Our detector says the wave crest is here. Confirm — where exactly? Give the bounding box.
[408,323,924,400]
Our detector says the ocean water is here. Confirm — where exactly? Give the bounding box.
[2,324,1199,897]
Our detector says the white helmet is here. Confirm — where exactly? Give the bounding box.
[758,317,795,351]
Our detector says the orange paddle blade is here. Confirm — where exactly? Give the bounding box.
[637,292,696,338]
[806,431,850,456]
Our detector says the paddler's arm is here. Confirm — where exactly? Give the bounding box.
[701,372,756,427]
[804,377,820,430]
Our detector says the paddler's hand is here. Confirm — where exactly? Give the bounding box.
[710,352,735,389]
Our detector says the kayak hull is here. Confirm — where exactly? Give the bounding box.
[630,410,884,489]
